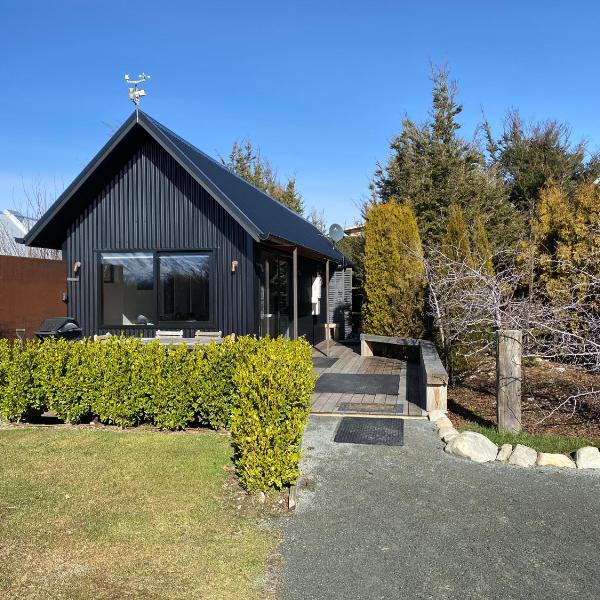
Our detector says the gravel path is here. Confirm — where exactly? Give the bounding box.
[279,416,600,600]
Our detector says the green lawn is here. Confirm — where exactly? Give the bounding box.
[458,422,600,454]
[0,427,278,600]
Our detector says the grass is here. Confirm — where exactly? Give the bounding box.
[0,427,278,600]
[458,422,600,454]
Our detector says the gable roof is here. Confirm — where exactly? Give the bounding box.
[23,110,345,263]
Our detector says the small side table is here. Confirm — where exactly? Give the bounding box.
[324,323,338,341]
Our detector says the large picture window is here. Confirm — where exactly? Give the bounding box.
[159,253,210,322]
[101,253,156,326]
[100,251,212,327]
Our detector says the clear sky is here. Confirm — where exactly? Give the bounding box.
[1,1,599,227]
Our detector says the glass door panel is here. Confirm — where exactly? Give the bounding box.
[258,252,291,338]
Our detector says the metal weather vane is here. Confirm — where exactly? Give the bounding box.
[124,72,150,115]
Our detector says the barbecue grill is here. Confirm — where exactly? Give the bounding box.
[35,317,82,341]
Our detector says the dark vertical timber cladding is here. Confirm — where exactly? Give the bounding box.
[65,135,254,337]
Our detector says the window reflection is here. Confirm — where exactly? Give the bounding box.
[159,254,210,322]
[101,253,156,326]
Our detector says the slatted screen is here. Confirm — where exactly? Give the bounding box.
[328,266,352,340]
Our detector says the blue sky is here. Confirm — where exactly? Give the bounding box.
[1,1,599,226]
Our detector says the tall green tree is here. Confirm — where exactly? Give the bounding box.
[362,201,424,337]
[223,140,304,214]
[373,66,522,248]
[485,111,600,218]
[530,180,600,306]
[440,204,473,266]
[472,215,494,275]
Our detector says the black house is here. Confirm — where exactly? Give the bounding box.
[23,111,351,344]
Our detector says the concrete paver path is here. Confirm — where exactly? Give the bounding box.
[279,417,600,600]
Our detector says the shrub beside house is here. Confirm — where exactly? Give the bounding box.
[0,336,314,491]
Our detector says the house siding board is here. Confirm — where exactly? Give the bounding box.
[65,136,254,338]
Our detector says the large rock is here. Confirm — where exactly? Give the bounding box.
[575,446,600,469]
[536,452,576,469]
[444,431,498,463]
[428,410,446,422]
[508,444,537,467]
[496,443,513,462]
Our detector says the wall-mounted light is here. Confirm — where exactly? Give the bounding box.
[231,260,239,273]
[72,261,81,274]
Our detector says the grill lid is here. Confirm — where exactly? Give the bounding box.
[37,317,80,334]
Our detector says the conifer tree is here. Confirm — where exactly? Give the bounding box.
[472,216,494,275]
[488,113,600,217]
[362,201,424,337]
[440,204,473,266]
[373,66,521,248]
[223,140,304,214]
[531,180,600,306]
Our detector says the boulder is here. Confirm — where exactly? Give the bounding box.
[536,452,576,469]
[444,431,498,463]
[575,446,600,469]
[508,444,537,468]
[439,427,459,442]
[496,443,513,462]
[428,410,446,422]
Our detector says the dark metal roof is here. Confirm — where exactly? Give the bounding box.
[24,110,345,263]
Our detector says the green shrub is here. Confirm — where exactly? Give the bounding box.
[34,339,97,423]
[0,339,44,422]
[142,342,196,430]
[0,335,315,491]
[190,337,248,429]
[363,200,425,337]
[91,337,146,427]
[229,337,315,491]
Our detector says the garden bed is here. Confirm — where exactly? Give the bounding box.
[448,357,600,450]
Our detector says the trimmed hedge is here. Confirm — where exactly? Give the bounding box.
[230,337,314,490]
[0,336,315,490]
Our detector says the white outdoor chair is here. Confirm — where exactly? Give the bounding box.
[155,330,184,338]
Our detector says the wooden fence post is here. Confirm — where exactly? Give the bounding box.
[496,329,522,433]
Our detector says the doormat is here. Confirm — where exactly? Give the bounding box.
[314,373,399,395]
[312,357,339,369]
[334,417,404,446]
[338,402,404,414]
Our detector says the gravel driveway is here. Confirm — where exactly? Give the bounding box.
[279,417,600,600]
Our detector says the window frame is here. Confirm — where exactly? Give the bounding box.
[97,249,215,329]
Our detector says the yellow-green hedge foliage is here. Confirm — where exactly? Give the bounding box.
[363,200,425,337]
[0,339,43,421]
[229,337,314,491]
[0,335,314,491]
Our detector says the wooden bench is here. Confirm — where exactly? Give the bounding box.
[360,334,448,413]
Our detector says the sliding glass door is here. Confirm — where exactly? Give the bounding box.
[258,252,291,338]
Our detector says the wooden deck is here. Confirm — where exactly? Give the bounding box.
[311,341,426,417]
